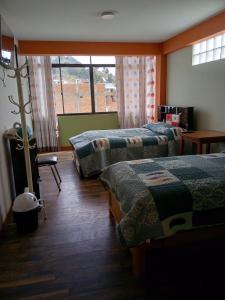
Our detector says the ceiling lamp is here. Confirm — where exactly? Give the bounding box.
[100,11,118,20]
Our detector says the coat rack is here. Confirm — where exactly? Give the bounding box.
[0,57,34,194]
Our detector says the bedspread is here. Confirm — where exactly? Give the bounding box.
[69,125,181,177]
[100,153,225,247]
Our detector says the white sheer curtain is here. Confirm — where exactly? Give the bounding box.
[28,56,58,152]
[116,56,156,128]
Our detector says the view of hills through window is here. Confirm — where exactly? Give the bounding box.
[51,56,117,114]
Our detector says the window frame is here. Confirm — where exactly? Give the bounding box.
[51,56,117,115]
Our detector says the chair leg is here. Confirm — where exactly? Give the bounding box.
[54,165,62,183]
[50,166,61,192]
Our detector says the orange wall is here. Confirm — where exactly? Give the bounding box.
[18,41,162,56]
[156,55,167,107]
[163,10,225,54]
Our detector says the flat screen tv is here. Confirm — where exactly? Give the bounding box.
[0,14,15,68]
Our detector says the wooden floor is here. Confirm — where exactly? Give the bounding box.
[1,152,225,299]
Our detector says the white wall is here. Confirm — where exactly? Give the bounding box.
[0,73,19,227]
[167,46,225,132]
[0,65,31,229]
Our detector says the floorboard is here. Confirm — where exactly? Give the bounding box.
[1,151,225,300]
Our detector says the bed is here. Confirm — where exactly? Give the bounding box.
[100,153,225,276]
[69,123,182,178]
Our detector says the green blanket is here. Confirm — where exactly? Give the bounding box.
[69,124,181,177]
[100,153,225,247]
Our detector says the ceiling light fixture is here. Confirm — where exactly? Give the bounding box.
[100,11,118,20]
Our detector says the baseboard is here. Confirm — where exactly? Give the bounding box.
[38,146,73,153]
[60,146,73,151]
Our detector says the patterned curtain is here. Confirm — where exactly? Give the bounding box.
[116,56,156,128]
[28,56,58,152]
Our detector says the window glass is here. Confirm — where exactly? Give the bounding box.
[93,67,117,112]
[61,67,92,113]
[51,56,117,114]
[200,41,207,52]
[214,48,221,60]
[206,38,214,51]
[222,34,225,46]
[51,56,59,64]
[192,44,200,55]
[206,50,214,62]
[60,56,90,64]
[91,56,115,64]
[221,46,225,59]
[214,35,222,48]
[199,52,206,64]
[192,33,225,66]
[192,55,200,66]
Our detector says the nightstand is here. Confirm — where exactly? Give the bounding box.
[180,130,225,155]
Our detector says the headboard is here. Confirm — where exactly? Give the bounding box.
[157,105,194,130]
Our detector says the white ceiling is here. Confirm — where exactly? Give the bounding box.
[0,0,225,42]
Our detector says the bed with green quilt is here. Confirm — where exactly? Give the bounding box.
[100,153,225,247]
[69,123,182,178]
[100,153,225,276]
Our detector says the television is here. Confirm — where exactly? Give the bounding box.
[0,14,15,68]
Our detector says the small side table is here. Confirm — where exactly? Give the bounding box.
[180,130,225,155]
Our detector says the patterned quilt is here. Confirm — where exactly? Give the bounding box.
[100,153,225,248]
[69,124,182,177]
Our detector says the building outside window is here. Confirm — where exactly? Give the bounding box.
[51,56,117,114]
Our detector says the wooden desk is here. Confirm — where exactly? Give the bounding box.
[180,130,225,155]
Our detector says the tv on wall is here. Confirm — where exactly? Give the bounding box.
[0,14,15,68]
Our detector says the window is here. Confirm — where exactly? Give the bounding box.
[192,32,225,66]
[51,56,117,114]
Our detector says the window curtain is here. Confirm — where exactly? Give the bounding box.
[116,56,156,128]
[28,56,58,152]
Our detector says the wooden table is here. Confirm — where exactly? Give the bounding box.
[180,130,225,155]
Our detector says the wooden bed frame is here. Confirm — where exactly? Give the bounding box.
[108,191,225,277]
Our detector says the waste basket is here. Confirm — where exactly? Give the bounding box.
[12,189,40,234]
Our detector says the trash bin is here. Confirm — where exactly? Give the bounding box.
[12,189,40,234]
